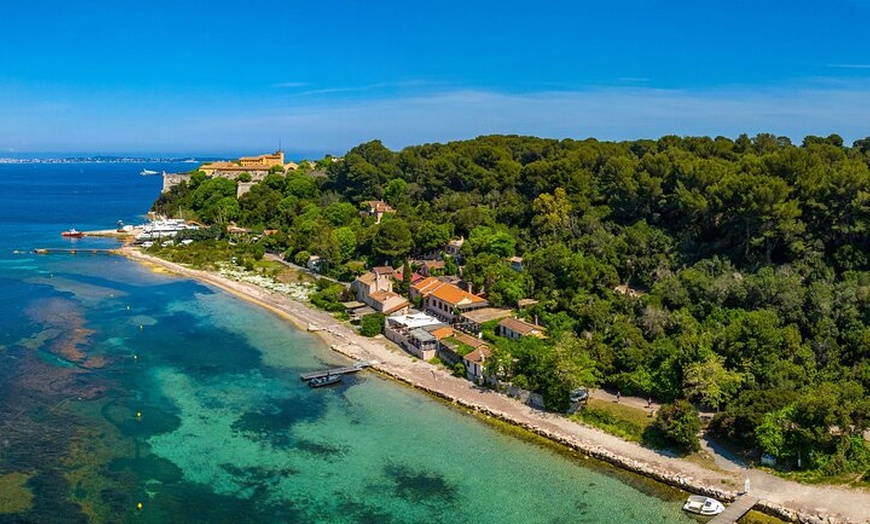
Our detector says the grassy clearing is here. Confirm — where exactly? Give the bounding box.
[571,398,655,443]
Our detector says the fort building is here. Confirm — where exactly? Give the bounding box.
[162,150,297,196]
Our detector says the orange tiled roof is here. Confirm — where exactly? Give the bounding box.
[412,276,443,295]
[429,326,454,340]
[429,282,486,307]
[413,277,486,307]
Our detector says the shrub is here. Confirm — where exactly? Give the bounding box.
[360,313,385,337]
[646,399,701,453]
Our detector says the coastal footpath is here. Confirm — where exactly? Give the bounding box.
[120,247,870,524]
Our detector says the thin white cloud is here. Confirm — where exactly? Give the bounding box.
[826,63,870,69]
[272,82,309,88]
[615,77,651,83]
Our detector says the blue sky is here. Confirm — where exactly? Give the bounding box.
[2,1,869,156]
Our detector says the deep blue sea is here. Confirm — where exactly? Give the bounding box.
[0,163,697,523]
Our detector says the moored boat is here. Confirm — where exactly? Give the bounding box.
[308,375,342,388]
[61,229,84,238]
[682,495,725,516]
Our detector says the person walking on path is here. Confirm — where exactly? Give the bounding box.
[616,391,621,403]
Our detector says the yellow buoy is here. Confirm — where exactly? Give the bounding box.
[133,354,138,360]
[137,502,143,511]
[139,325,143,330]
[136,411,142,419]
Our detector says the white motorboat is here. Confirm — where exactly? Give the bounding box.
[682,495,725,516]
[308,375,342,388]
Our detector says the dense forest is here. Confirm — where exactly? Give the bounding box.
[153,133,870,475]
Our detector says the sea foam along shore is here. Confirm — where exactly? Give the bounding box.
[120,247,869,524]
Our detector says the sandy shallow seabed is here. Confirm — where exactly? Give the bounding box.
[120,247,870,524]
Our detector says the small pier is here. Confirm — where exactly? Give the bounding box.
[708,495,760,524]
[300,362,371,381]
[33,248,118,255]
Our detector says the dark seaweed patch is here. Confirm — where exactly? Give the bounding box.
[231,396,325,448]
[108,454,183,484]
[98,486,135,517]
[294,439,348,461]
[23,471,90,524]
[101,401,181,437]
[136,309,262,377]
[220,463,299,490]
[142,481,306,524]
[383,463,458,505]
[334,495,395,524]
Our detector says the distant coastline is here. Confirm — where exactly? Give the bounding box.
[0,156,205,164]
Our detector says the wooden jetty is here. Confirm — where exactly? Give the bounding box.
[33,248,118,255]
[707,495,760,524]
[300,362,371,381]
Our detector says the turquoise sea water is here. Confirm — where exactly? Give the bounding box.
[0,163,698,523]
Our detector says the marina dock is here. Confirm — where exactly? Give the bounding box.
[300,362,371,381]
[707,495,760,524]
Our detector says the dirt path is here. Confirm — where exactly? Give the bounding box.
[121,248,870,524]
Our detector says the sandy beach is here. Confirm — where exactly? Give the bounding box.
[120,247,870,524]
